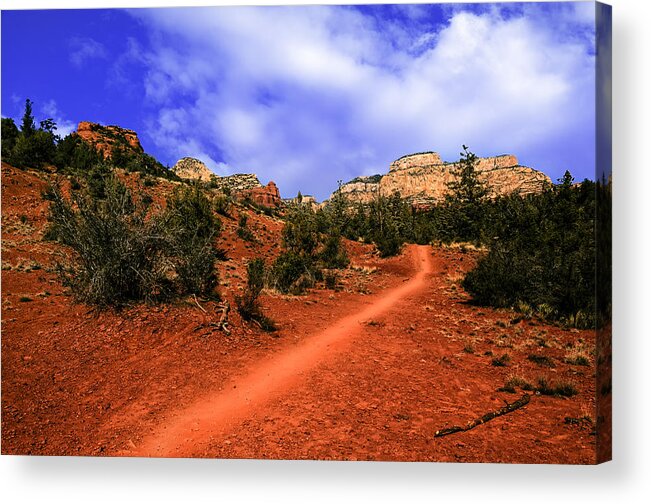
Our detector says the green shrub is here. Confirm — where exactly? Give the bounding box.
[164,185,221,296]
[54,134,103,172]
[236,258,276,332]
[374,227,404,257]
[86,163,112,199]
[283,205,319,257]
[1,117,20,160]
[319,234,349,269]
[214,195,230,216]
[45,177,220,306]
[270,251,315,294]
[4,101,58,169]
[237,213,255,242]
[462,176,597,327]
[324,271,338,290]
[10,129,57,169]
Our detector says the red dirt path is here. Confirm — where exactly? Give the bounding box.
[133,246,433,457]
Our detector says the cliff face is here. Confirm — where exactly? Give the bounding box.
[241,181,282,208]
[335,152,551,206]
[172,157,214,182]
[336,175,382,204]
[74,121,143,158]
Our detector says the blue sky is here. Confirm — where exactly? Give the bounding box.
[2,3,600,200]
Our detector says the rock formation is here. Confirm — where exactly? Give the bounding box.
[241,181,282,208]
[74,121,143,158]
[172,157,214,182]
[335,175,382,204]
[284,194,320,210]
[172,157,282,208]
[334,152,552,206]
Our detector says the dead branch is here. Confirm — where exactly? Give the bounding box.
[192,294,207,314]
[192,297,230,336]
[216,300,231,336]
[434,393,531,438]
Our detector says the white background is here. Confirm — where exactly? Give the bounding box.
[1,0,649,502]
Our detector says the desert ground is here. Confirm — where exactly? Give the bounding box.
[1,163,600,463]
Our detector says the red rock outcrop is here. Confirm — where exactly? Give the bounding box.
[74,121,143,158]
[335,152,552,206]
[241,181,281,208]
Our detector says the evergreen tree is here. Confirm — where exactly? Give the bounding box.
[20,99,36,137]
[443,145,489,243]
[1,117,19,160]
[446,145,489,205]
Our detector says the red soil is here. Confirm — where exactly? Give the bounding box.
[1,164,600,463]
[133,245,432,457]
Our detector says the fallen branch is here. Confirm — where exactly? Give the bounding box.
[216,300,231,336]
[434,393,531,438]
[192,294,207,314]
[192,297,230,336]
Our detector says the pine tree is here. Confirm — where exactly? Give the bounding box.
[443,145,490,243]
[20,99,36,138]
[446,145,489,205]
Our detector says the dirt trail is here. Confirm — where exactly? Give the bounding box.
[132,245,433,458]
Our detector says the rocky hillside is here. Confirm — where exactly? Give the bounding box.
[334,152,552,206]
[74,121,143,158]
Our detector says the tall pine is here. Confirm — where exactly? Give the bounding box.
[20,99,36,138]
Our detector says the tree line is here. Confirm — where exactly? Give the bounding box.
[284,145,610,329]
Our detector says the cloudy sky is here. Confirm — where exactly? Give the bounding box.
[2,2,601,200]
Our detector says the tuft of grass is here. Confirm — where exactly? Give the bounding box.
[503,375,534,391]
[463,342,475,354]
[565,355,590,366]
[536,377,577,397]
[491,353,510,367]
[564,346,591,366]
[527,354,556,368]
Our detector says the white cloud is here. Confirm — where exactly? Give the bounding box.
[69,37,107,68]
[40,99,76,138]
[129,5,595,200]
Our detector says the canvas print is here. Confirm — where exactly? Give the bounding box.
[1,2,611,463]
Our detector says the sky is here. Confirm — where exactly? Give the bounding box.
[2,2,603,200]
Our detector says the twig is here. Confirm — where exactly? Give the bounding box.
[216,300,231,335]
[434,394,531,438]
[192,294,207,314]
